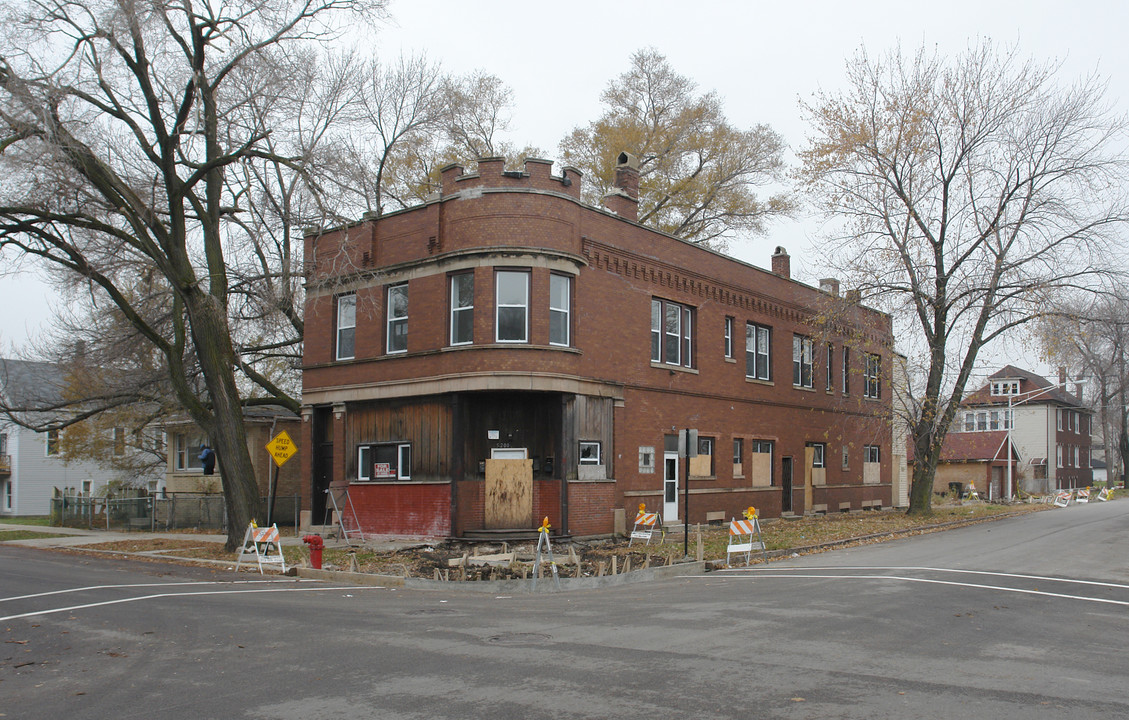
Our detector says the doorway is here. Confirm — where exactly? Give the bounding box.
[781,456,794,514]
[485,448,533,529]
[664,451,680,521]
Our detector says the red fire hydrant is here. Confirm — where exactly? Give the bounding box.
[302,534,324,569]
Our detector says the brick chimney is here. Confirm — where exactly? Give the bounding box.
[602,151,640,221]
[819,278,840,296]
[1058,366,1067,387]
[771,246,790,278]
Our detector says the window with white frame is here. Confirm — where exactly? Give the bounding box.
[733,438,743,466]
[1074,446,1079,467]
[336,293,356,361]
[964,412,975,432]
[46,429,60,457]
[358,442,412,481]
[746,323,771,380]
[174,433,205,470]
[991,380,1020,396]
[807,442,825,468]
[724,317,734,358]
[793,335,814,388]
[651,298,693,367]
[450,273,474,346]
[842,346,851,394]
[113,427,126,456]
[864,353,882,398]
[2,479,10,511]
[496,271,529,343]
[0,431,7,455]
[1057,409,1063,431]
[1056,445,1063,467]
[864,445,880,463]
[387,283,408,353]
[549,274,571,346]
[579,441,601,465]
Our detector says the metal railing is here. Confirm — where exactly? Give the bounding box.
[51,493,301,532]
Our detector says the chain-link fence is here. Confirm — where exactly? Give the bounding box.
[51,494,301,532]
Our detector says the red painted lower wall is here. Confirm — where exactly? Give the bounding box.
[348,482,450,537]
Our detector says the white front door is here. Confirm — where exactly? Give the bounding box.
[663,451,680,521]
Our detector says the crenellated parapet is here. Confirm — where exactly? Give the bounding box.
[439,157,583,201]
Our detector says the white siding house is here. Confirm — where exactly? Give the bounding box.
[0,359,129,516]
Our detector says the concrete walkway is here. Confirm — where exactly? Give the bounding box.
[0,522,423,552]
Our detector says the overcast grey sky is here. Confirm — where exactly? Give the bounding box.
[2,0,1127,355]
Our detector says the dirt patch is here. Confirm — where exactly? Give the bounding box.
[51,503,1049,580]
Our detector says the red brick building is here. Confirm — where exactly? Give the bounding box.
[299,154,894,538]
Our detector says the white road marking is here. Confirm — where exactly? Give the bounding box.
[699,572,1129,607]
[718,565,1129,590]
[0,585,386,622]
[0,579,309,603]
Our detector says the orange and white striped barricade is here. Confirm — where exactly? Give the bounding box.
[726,517,766,566]
[1052,491,1072,508]
[1097,487,1111,502]
[1076,488,1091,504]
[628,511,663,546]
[235,522,287,574]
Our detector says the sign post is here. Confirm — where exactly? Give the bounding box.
[265,431,298,526]
[680,428,698,559]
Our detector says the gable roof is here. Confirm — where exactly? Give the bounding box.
[962,365,1085,409]
[0,358,69,409]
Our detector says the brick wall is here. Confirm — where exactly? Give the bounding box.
[302,156,897,535]
[348,482,450,537]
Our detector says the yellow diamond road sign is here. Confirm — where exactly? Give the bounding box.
[266,430,297,467]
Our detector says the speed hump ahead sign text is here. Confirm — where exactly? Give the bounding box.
[266,430,297,467]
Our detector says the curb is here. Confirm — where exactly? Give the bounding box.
[5,505,1058,590]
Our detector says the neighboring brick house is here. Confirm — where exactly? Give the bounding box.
[942,365,1093,497]
[300,154,895,538]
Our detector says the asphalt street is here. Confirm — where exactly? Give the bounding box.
[3,500,1128,719]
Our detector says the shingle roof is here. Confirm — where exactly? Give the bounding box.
[962,365,1084,408]
[0,358,69,409]
[938,431,1015,462]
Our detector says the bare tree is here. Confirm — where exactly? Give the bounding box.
[0,0,383,548]
[560,48,794,249]
[1038,291,1129,484]
[797,41,1128,514]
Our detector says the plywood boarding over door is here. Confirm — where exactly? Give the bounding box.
[485,459,533,529]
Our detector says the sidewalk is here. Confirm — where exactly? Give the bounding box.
[0,522,422,552]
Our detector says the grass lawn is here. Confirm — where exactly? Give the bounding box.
[0,529,73,541]
[0,516,53,526]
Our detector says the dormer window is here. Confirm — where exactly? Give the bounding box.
[991,380,1020,396]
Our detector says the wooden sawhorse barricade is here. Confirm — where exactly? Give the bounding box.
[727,517,766,566]
[628,510,663,546]
[235,523,287,574]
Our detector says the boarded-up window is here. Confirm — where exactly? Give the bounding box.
[750,441,773,487]
[689,436,714,477]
